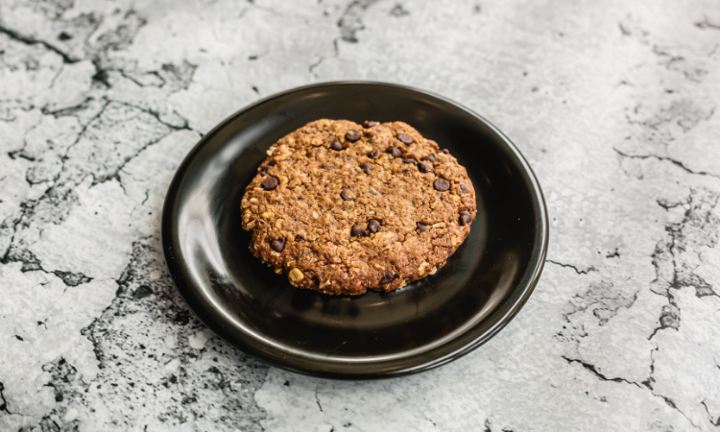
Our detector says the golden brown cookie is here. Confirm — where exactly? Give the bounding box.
[240,119,476,295]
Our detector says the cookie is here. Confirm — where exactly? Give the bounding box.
[240,119,477,295]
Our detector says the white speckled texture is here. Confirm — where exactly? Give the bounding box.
[1,0,719,430]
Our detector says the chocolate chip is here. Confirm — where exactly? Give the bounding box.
[367,219,380,233]
[261,176,278,190]
[295,234,304,241]
[340,189,354,201]
[388,147,403,158]
[434,178,450,191]
[270,237,286,252]
[330,138,343,151]
[370,150,381,159]
[397,133,414,145]
[379,270,395,285]
[422,154,438,163]
[459,211,472,226]
[260,166,269,175]
[441,149,450,154]
[359,162,371,175]
[460,184,469,193]
[345,129,361,142]
[351,225,369,237]
[402,158,417,164]
[418,162,433,173]
[416,222,429,233]
[363,120,378,128]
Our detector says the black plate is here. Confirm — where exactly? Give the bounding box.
[162,82,548,379]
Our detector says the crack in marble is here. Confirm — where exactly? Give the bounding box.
[647,303,680,340]
[658,395,702,430]
[60,99,113,166]
[315,390,324,412]
[564,353,703,429]
[0,240,92,287]
[48,63,65,90]
[640,346,658,390]
[546,259,597,275]
[309,39,339,77]
[111,61,198,95]
[109,100,193,133]
[94,132,170,187]
[614,148,720,180]
[656,198,684,211]
[117,68,166,88]
[41,97,96,119]
[140,189,150,206]
[0,382,11,414]
[0,24,78,64]
[701,400,720,426]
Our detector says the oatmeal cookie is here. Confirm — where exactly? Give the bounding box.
[241,119,476,295]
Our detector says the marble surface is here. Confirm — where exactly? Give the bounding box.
[1,0,719,430]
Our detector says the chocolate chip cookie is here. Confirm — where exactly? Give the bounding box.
[241,119,476,295]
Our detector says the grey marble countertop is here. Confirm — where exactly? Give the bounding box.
[1,0,719,430]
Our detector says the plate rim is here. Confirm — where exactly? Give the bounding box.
[161,80,549,380]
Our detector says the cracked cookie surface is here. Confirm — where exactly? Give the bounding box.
[241,119,476,295]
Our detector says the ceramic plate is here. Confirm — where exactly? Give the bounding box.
[161,82,548,379]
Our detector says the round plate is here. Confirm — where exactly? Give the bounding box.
[162,82,548,379]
